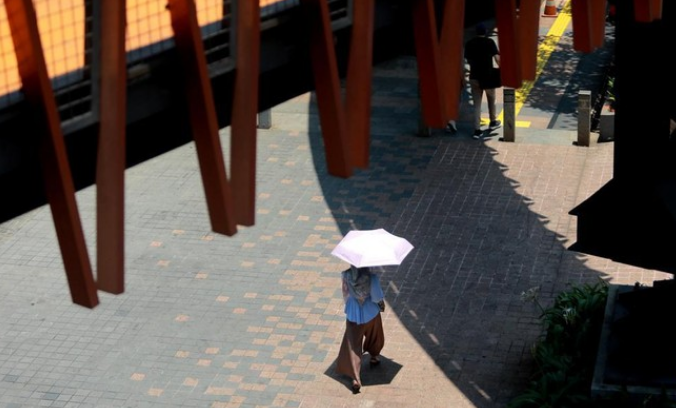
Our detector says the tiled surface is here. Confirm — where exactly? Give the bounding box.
[0,10,664,408]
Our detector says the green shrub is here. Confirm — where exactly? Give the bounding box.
[509,281,608,408]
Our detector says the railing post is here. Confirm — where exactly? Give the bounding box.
[577,90,591,146]
[502,88,515,142]
[257,109,272,129]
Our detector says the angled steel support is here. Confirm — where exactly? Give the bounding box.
[518,0,540,80]
[231,0,261,226]
[345,0,375,169]
[95,0,127,295]
[411,0,446,127]
[590,0,607,49]
[571,0,595,52]
[634,0,662,22]
[5,0,99,308]
[439,0,465,120]
[571,0,607,52]
[300,0,352,178]
[168,0,237,236]
[494,0,522,88]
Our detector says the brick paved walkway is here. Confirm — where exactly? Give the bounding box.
[0,11,667,408]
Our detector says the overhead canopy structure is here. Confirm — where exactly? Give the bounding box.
[0,0,672,307]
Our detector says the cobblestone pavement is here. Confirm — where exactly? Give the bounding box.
[0,10,665,408]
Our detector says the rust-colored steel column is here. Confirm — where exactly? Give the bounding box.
[300,0,352,178]
[96,0,127,295]
[5,0,99,307]
[571,0,595,52]
[345,0,375,169]
[168,0,237,236]
[651,0,663,20]
[411,0,446,127]
[230,0,261,226]
[439,0,465,120]
[590,0,607,49]
[634,0,662,22]
[518,0,540,80]
[494,0,523,88]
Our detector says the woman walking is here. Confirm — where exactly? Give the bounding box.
[336,265,385,393]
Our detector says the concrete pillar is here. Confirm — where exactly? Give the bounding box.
[577,90,591,146]
[257,109,271,129]
[502,88,515,142]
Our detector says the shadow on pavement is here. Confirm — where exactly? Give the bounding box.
[307,56,618,407]
[323,354,403,390]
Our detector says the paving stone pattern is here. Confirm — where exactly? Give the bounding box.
[0,17,667,408]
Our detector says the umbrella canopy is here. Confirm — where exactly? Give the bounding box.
[331,228,414,268]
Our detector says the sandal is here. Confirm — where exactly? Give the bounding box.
[369,356,381,367]
[351,379,361,393]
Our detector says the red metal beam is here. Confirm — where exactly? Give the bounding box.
[411,0,446,127]
[571,0,594,53]
[5,0,99,308]
[494,0,523,88]
[230,0,261,226]
[168,0,237,236]
[651,0,663,20]
[345,0,375,169]
[96,0,127,295]
[300,0,352,178]
[439,0,465,120]
[590,0,607,49]
[518,0,540,81]
[634,0,662,22]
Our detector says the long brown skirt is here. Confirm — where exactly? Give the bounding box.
[335,313,384,385]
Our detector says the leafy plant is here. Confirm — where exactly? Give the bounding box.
[510,281,607,408]
[508,370,589,408]
[605,76,616,110]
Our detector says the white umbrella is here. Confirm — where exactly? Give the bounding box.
[331,228,414,268]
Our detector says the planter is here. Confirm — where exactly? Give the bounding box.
[592,284,676,403]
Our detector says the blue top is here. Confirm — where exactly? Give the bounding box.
[342,272,384,325]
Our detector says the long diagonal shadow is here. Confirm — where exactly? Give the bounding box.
[304,54,633,407]
[0,17,637,408]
